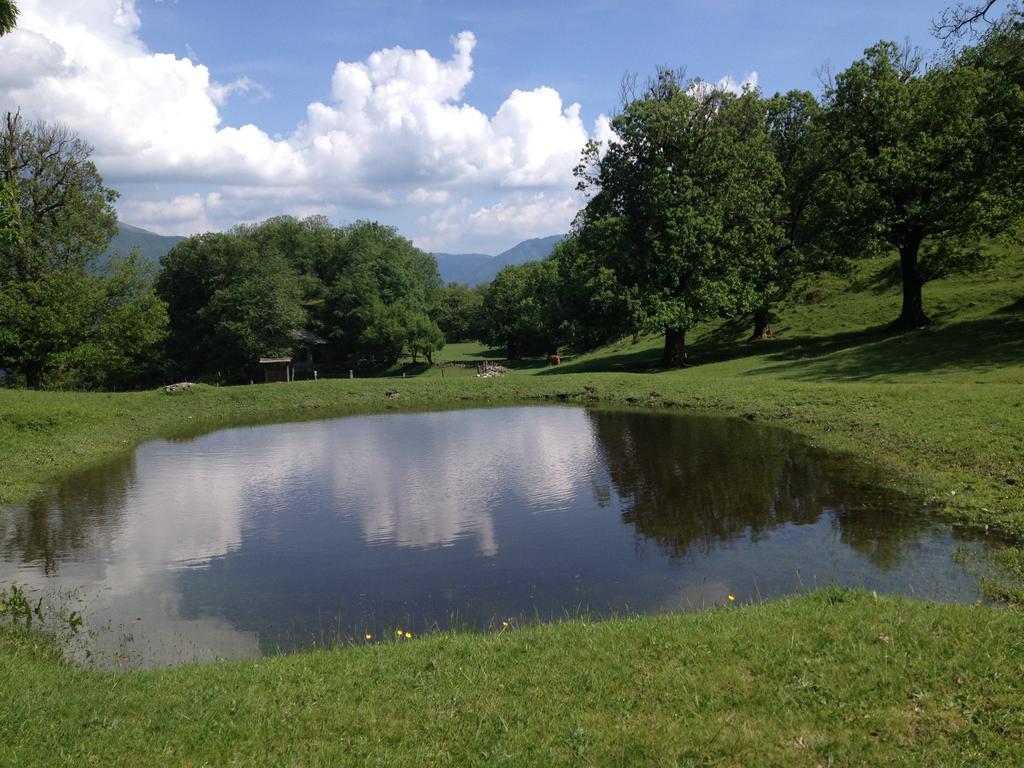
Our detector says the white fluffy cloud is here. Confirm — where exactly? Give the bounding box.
[414,192,581,252]
[0,0,754,252]
[688,70,759,99]
[294,31,592,195]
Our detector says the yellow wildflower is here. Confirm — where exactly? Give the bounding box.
[728,595,736,602]
[365,633,372,641]
[405,631,413,639]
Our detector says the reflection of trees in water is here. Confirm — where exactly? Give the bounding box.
[0,456,134,574]
[588,410,925,569]
[828,501,930,571]
[0,410,941,581]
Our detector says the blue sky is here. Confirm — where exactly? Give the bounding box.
[139,0,946,133]
[2,0,954,253]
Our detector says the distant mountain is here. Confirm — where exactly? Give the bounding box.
[431,251,493,285]
[96,222,184,273]
[95,225,562,286]
[433,234,566,285]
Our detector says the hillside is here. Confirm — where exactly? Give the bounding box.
[430,250,493,284]
[433,234,565,285]
[96,222,184,273]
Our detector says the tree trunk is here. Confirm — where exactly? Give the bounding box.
[661,327,687,368]
[24,361,42,389]
[751,305,773,340]
[893,237,929,330]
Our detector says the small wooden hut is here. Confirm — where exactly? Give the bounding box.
[259,357,293,383]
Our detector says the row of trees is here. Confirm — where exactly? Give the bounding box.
[471,20,1023,366]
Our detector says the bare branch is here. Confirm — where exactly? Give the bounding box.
[933,0,1005,41]
[814,61,835,94]
[616,72,638,114]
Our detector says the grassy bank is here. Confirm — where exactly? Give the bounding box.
[1,247,1022,764]
[2,589,1022,766]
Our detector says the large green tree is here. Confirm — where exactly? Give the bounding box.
[161,218,446,376]
[233,214,335,329]
[553,235,646,348]
[321,221,444,367]
[433,282,485,344]
[749,90,833,339]
[0,113,167,388]
[45,254,169,390]
[574,72,785,366]
[156,233,306,382]
[478,260,563,359]
[821,41,1024,329]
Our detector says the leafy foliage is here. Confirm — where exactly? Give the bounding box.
[433,283,485,344]
[572,71,785,366]
[478,260,563,358]
[820,39,1024,327]
[0,0,17,37]
[554,236,646,348]
[156,219,445,380]
[0,114,166,389]
[320,221,443,367]
[157,234,305,382]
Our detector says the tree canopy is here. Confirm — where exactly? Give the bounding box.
[155,218,445,381]
[478,260,563,359]
[0,0,17,36]
[573,71,785,366]
[0,113,166,388]
[156,233,306,383]
[820,40,1024,328]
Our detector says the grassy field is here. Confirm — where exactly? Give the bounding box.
[2,589,1022,766]
[1,246,1023,764]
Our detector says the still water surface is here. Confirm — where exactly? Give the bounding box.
[0,406,987,667]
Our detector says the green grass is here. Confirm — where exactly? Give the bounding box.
[432,340,504,362]
[1,590,1022,766]
[2,245,1023,764]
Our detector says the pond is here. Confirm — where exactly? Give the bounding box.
[0,406,990,667]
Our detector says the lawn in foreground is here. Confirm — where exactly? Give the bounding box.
[2,589,1022,766]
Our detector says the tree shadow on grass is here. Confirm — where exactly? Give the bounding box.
[696,325,893,367]
[536,344,664,375]
[745,314,1024,381]
[539,307,1023,380]
[546,321,896,376]
[848,261,902,295]
[998,296,1024,315]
